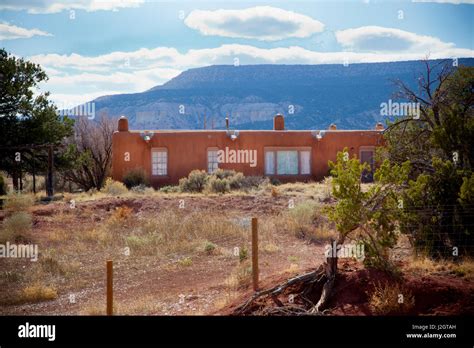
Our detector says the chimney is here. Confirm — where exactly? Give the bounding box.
[225,117,229,130]
[274,114,285,130]
[118,116,129,132]
[375,122,385,131]
[329,123,337,130]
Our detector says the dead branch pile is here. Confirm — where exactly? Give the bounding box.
[234,260,338,316]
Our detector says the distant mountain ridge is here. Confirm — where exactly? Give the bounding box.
[89,59,474,130]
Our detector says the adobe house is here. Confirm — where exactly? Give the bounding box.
[111,114,384,187]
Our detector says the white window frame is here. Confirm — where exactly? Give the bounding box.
[207,147,219,174]
[151,148,168,176]
[264,147,312,175]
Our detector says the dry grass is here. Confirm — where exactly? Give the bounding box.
[368,282,415,315]
[20,283,58,303]
[116,295,163,315]
[124,210,248,257]
[224,260,252,289]
[0,211,33,243]
[3,193,35,212]
[177,257,193,267]
[281,200,337,243]
[406,256,474,281]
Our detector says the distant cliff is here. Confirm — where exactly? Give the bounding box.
[88,59,474,130]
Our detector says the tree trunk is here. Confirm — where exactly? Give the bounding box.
[312,235,345,312]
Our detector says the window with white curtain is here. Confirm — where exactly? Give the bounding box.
[264,148,311,175]
[277,151,298,175]
[265,151,275,174]
[300,151,311,175]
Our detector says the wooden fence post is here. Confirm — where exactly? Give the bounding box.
[106,260,113,315]
[252,217,259,291]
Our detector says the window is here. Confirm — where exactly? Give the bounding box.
[207,148,219,173]
[300,151,311,175]
[152,149,167,176]
[277,151,298,175]
[265,151,275,174]
[265,148,311,175]
[360,147,374,182]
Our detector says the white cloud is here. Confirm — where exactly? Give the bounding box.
[0,0,144,14]
[29,43,474,105]
[184,6,324,41]
[0,22,52,40]
[335,26,455,53]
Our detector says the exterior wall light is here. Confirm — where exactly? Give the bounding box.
[311,130,325,141]
[140,131,154,143]
[227,130,239,141]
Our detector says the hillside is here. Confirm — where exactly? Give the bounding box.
[90,59,474,130]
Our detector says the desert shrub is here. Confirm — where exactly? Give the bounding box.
[270,177,281,186]
[159,185,179,193]
[102,178,128,195]
[240,176,266,189]
[239,246,249,262]
[40,255,66,276]
[126,234,158,255]
[225,260,252,289]
[0,173,7,195]
[130,184,154,195]
[320,176,333,202]
[208,177,230,193]
[228,172,245,189]
[212,169,233,179]
[178,257,193,267]
[0,211,33,243]
[204,241,216,255]
[123,168,149,189]
[179,170,208,192]
[3,193,34,212]
[369,282,415,315]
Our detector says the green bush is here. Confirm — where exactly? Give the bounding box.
[179,170,208,192]
[239,246,249,262]
[209,177,230,193]
[204,241,216,255]
[123,168,149,189]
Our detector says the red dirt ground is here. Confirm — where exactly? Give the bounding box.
[1,195,472,316]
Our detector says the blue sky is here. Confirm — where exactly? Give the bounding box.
[0,0,473,107]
